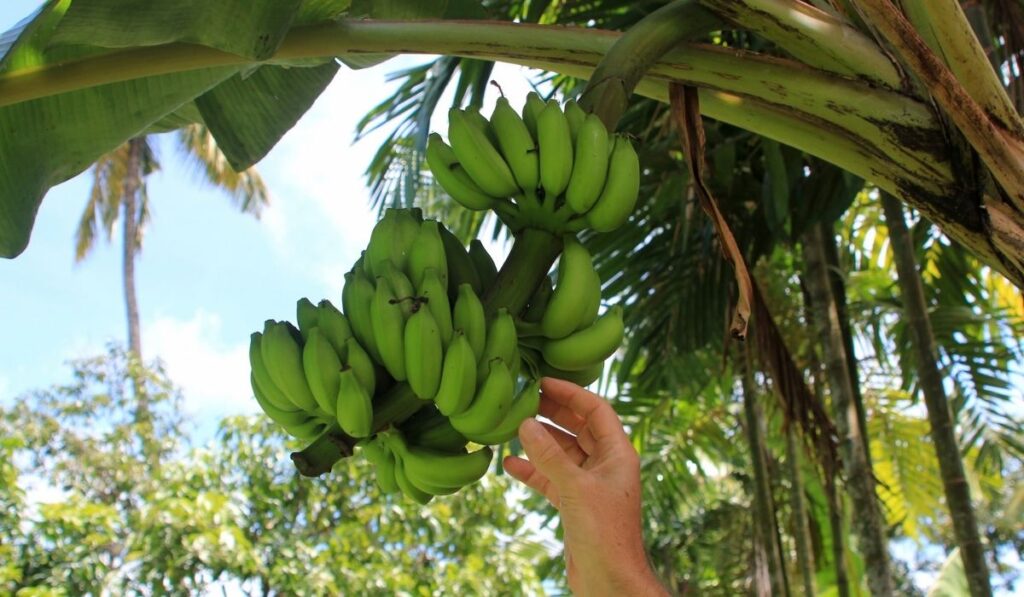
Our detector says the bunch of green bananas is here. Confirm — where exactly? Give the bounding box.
[518,236,625,385]
[249,297,377,441]
[426,93,641,234]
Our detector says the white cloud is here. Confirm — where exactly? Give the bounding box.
[147,311,257,419]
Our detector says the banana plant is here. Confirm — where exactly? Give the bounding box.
[2,0,1024,293]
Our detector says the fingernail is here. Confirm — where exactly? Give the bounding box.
[520,418,543,440]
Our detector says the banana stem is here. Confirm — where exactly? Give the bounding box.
[483,228,563,318]
[292,381,424,476]
[578,0,720,129]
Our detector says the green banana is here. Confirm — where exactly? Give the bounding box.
[584,135,640,233]
[317,299,353,354]
[426,133,495,210]
[249,332,297,412]
[336,367,374,438]
[479,307,518,384]
[565,113,611,214]
[390,446,434,504]
[302,327,343,416]
[461,380,541,445]
[418,267,453,349]
[387,432,493,492]
[344,336,377,397]
[439,225,483,298]
[541,237,602,339]
[361,437,399,495]
[521,92,546,141]
[542,305,624,371]
[363,211,397,280]
[404,307,443,400]
[260,320,319,412]
[447,108,519,198]
[407,220,448,290]
[522,275,554,324]
[376,260,417,319]
[453,283,487,360]
[251,373,311,428]
[564,98,586,144]
[392,208,421,272]
[296,298,320,341]
[491,96,539,194]
[342,267,381,362]
[370,275,407,381]
[539,360,604,387]
[449,359,514,437]
[537,99,574,201]
[463,106,498,146]
[468,239,499,290]
[434,332,478,416]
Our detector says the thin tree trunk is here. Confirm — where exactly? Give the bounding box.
[785,426,817,596]
[823,472,850,597]
[803,222,894,596]
[879,192,993,597]
[123,138,143,361]
[741,348,788,596]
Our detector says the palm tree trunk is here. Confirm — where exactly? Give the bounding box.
[122,138,143,361]
[879,192,992,597]
[785,426,817,596]
[823,471,850,597]
[803,222,894,596]
[741,348,789,596]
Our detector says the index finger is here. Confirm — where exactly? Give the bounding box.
[539,377,627,445]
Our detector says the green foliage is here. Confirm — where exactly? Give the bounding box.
[0,347,549,595]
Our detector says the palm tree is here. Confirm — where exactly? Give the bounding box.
[74,126,269,361]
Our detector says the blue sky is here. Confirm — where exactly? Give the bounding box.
[0,1,532,437]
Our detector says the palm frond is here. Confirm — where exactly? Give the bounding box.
[176,124,269,217]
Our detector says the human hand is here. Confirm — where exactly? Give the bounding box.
[503,377,666,596]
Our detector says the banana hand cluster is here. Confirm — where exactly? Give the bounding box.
[249,297,377,441]
[426,93,640,235]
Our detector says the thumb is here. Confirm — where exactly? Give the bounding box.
[518,418,580,487]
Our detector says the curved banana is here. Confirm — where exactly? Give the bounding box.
[521,92,546,141]
[344,336,377,398]
[584,135,640,233]
[468,239,498,290]
[439,225,483,297]
[407,220,448,290]
[296,297,320,341]
[251,373,311,428]
[491,96,539,194]
[376,259,416,319]
[541,237,601,339]
[426,133,494,211]
[336,367,374,438]
[387,432,493,492]
[363,210,397,280]
[461,380,541,445]
[370,275,407,381]
[452,283,487,360]
[404,307,443,400]
[539,360,604,387]
[565,114,611,214]
[316,299,353,354]
[249,332,297,412]
[577,264,602,332]
[360,437,399,495]
[542,305,624,371]
[447,108,518,198]
[418,267,453,349]
[302,327,343,416]
[434,332,478,416]
[400,409,469,453]
[537,99,574,201]
[479,307,517,384]
[563,99,586,144]
[342,267,381,362]
[449,359,514,437]
[392,208,421,274]
[260,320,319,412]
[390,445,434,504]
